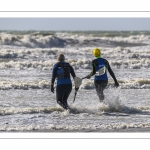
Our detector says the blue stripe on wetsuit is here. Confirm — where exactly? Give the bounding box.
[57,78,72,85]
[94,58,108,81]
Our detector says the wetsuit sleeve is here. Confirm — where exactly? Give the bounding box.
[104,59,118,83]
[86,60,97,78]
[70,65,76,78]
[51,64,58,85]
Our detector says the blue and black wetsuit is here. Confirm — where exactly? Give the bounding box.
[51,61,76,109]
[87,58,118,102]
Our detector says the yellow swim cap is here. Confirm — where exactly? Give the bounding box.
[92,48,101,57]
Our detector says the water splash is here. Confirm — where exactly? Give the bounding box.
[97,87,142,113]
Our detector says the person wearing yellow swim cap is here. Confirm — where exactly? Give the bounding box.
[85,48,119,102]
[92,48,101,58]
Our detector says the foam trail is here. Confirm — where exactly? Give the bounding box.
[1,78,150,90]
[0,107,64,115]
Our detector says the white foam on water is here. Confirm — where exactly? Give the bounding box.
[1,45,150,70]
[0,107,64,115]
[1,77,150,90]
[1,121,150,131]
[0,31,150,132]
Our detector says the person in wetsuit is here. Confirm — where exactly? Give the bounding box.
[85,48,119,102]
[51,53,76,110]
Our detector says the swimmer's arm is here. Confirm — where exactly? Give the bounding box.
[105,60,118,83]
[70,65,76,78]
[51,64,57,85]
[86,60,96,78]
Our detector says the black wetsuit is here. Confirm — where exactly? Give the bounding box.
[86,57,119,102]
[51,61,76,109]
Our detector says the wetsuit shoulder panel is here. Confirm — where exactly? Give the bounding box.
[102,58,109,68]
[92,59,99,66]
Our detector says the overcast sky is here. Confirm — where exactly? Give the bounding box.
[0,18,150,31]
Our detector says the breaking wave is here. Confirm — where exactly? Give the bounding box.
[1,78,150,90]
[1,104,150,131]
[0,107,64,115]
[0,31,149,48]
[1,46,150,70]
[80,78,150,89]
[0,33,67,48]
[1,103,150,116]
[1,58,150,70]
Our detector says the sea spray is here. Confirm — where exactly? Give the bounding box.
[96,87,142,113]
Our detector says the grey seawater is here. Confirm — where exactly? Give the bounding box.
[1,68,150,132]
[1,30,150,132]
[1,87,150,132]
